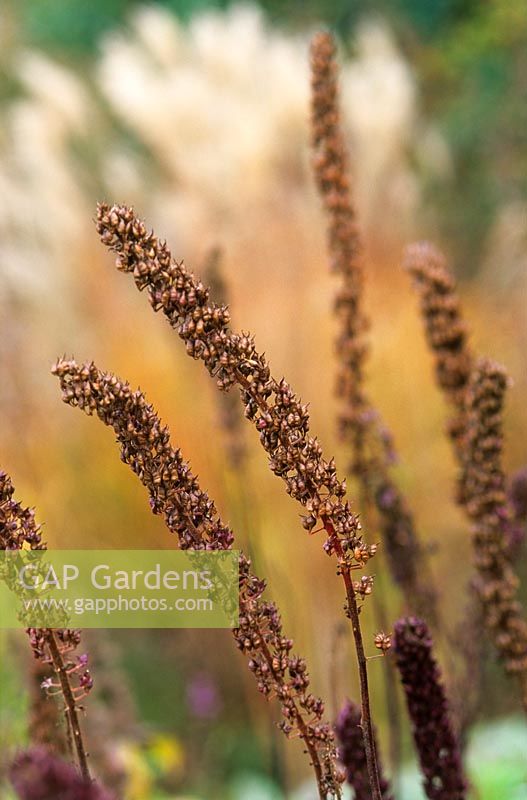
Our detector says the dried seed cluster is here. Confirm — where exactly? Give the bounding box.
[0,471,44,550]
[393,617,466,800]
[310,34,436,623]
[310,31,368,453]
[53,358,341,798]
[463,360,527,692]
[404,244,473,475]
[0,471,92,780]
[335,700,392,800]
[373,632,391,653]
[405,244,527,713]
[53,358,234,552]
[236,556,340,796]
[0,472,82,660]
[95,203,374,573]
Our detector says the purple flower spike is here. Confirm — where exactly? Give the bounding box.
[335,700,393,800]
[394,617,467,800]
[10,747,114,800]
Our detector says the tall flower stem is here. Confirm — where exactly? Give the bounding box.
[331,534,381,800]
[94,203,383,797]
[45,630,91,783]
[235,365,382,798]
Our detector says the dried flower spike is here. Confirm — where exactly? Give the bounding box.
[53,358,341,799]
[95,201,382,799]
[463,359,527,707]
[0,471,91,781]
[403,243,473,497]
[310,32,437,626]
[394,617,467,800]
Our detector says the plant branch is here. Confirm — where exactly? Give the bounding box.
[45,630,90,783]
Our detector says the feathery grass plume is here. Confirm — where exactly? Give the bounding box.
[335,700,393,800]
[403,243,473,501]
[393,617,467,800]
[310,32,437,625]
[0,470,92,782]
[9,747,113,800]
[463,359,527,709]
[52,358,342,800]
[94,202,383,798]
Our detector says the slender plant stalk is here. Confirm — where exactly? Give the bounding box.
[371,562,402,783]
[335,698,393,800]
[45,630,91,783]
[94,202,383,799]
[332,536,381,800]
[310,31,438,627]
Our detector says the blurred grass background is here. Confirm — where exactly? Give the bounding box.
[0,1,526,797]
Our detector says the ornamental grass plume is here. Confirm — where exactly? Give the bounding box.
[393,617,467,800]
[335,700,393,800]
[52,357,342,800]
[463,359,527,709]
[0,470,92,782]
[94,201,383,798]
[310,31,437,626]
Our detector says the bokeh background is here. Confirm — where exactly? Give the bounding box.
[1,1,526,798]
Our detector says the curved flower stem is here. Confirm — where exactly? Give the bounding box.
[234,367,381,798]
[45,630,90,783]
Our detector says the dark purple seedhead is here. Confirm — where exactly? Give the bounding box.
[335,700,393,800]
[393,617,466,800]
[10,748,113,800]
